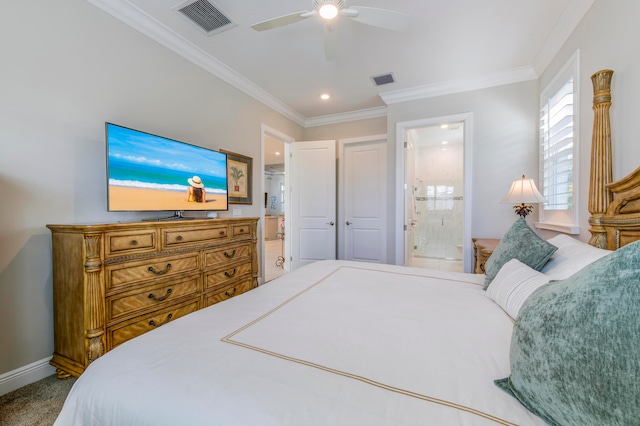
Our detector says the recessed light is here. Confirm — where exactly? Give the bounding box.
[441,140,448,145]
[320,93,330,100]
[440,124,449,129]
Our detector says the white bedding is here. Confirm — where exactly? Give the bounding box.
[54,260,545,425]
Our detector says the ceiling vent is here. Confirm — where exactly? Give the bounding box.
[371,72,395,87]
[176,0,235,36]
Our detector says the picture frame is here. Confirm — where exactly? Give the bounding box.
[221,150,252,204]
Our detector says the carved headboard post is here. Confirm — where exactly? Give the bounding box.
[588,69,614,248]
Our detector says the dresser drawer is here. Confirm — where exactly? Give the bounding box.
[230,223,251,239]
[106,252,200,292]
[107,274,201,322]
[162,225,227,248]
[205,262,252,290]
[203,243,251,269]
[107,299,199,349]
[204,278,253,307]
[105,230,158,257]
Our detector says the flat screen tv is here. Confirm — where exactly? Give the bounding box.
[106,123,228,217]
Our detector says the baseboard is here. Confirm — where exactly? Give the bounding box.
[0,357,56,396]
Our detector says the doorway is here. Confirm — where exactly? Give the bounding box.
[261,125,293,284]
[260,126,338,282]
[396,114,473,272]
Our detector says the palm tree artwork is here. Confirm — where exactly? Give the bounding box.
[230,165,245,193]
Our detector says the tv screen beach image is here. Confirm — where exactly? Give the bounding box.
[107,124,228,211]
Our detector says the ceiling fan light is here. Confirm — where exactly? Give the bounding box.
[318,4,339,20]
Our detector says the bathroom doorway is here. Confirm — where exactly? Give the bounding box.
[398,114,473,273]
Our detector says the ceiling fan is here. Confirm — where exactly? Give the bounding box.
[250,0,410,59]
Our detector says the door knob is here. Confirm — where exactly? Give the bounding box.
[346,221,352,225]
[327,221,335,226]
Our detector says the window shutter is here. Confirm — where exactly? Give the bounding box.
[537,50,580,232]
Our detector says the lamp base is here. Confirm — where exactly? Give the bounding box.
[514,203,533,218]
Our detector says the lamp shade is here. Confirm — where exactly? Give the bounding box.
[501,175,546,204]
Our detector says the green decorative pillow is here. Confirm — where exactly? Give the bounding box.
[483,218,557,289]
[495,240,640,426]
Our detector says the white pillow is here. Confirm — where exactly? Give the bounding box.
[541,234,611,280]
[485,259,550,319]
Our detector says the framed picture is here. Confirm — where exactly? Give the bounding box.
[221,150,252,204]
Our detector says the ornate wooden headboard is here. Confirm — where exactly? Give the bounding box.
[588,69,640,249]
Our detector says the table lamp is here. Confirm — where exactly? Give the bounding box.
[501,175,546,218]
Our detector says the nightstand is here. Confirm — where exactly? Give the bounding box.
[472,238,500,274]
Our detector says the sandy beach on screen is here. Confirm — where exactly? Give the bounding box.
[109,186,227,211]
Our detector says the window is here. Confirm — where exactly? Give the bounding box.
[537,51,580,234]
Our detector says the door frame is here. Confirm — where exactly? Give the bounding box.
[260,124,295,284]
[395,113,474,272]
[338,134,388,261]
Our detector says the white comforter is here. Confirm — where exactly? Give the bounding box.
[54,260,545,425]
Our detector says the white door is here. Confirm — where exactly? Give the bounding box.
[290,140,336,270]
[340,137,387,263]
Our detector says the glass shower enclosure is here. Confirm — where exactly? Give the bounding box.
[407,122,464,265]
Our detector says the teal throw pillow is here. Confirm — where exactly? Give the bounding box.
[495,240,640,426]
[483,218,557,289]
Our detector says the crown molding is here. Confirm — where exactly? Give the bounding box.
[86,0,590,128]
[86,0,306,127]
[379,66,538,105]
[532,0,595,75]
[304,106,388,128]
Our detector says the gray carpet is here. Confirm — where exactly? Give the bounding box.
[0,375,75,426]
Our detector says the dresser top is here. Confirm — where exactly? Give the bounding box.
[47,217,259,232]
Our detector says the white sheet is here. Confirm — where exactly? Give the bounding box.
[54,260,545,425]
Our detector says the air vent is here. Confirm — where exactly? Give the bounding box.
[371,72,395,86]
[177,0,235,36]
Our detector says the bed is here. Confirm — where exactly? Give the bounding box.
[53,69,640,425]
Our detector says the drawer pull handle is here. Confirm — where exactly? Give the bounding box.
[225,287,237,298]
[130,240,138,246]
[149,313,173,327]
[176,235,183,241]
[148,288,172,301]
[219,230,225,236]
[148,263,172,275]
[224,249,236,258]
[238,228,245,233]
[224,268,237,278]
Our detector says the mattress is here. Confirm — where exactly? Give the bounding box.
[54,260,544,425]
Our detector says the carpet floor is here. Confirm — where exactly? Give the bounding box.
[0,375,75,426]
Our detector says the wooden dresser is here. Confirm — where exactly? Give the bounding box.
[47,218,258,378]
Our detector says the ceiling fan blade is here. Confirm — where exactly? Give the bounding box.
[251,10,313,31]
[346,6,410,32]
[323,22,339,61]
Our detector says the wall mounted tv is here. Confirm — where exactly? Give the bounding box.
[106,123,228,217]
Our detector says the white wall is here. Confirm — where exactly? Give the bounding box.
[539,0,640,243]
[0,0,303,386]
[303,117,387,141]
